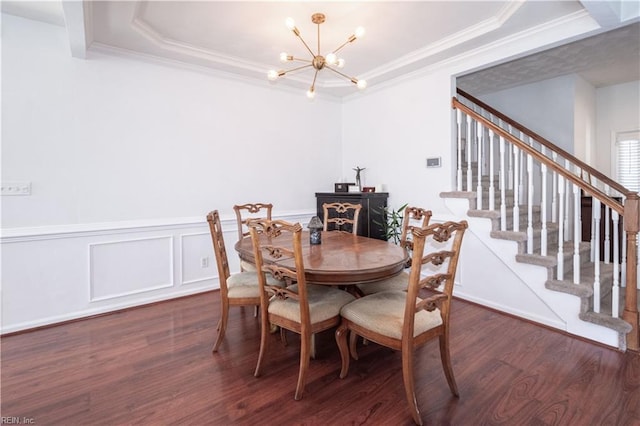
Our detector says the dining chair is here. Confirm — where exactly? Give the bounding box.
[358,206,432,295]
[322,202,362,234]
[249,218,356,400]
[336,220,468,425]
[206,210,281,353]
[233,203,273,271]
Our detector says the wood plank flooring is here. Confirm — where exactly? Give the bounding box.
[1,291,639,425]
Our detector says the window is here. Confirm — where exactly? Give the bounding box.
[616,130,640,192]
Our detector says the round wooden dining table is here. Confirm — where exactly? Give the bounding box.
[235,230,408,286]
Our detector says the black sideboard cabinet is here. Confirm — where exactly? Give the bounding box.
[315,192,389,240]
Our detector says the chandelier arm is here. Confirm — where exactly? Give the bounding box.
[330,35,357,55]
[324,66,359,84]
[282,63,314,75]
[310,69,320,91]
[288,57,313,64]
[294,33,316,58]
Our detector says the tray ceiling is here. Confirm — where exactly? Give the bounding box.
[2,1,639,98]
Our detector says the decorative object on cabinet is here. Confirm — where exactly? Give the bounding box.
[334,183,354,193]
[352,166,366,190]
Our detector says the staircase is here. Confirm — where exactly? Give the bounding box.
[442,89,639,351]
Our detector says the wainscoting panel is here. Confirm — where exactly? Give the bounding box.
[0,211,314,334]
[89,236,174,301]
[181,232,217,286]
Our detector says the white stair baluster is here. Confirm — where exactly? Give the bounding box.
[593,198,601,313]
[557,174,565,280]
[604,204,611,264]
[499,135,507,230]
[457,110,463,191]
[508,139,514,190]
[551,152,558,223]
[612,210,620,318]
[513,146,520,232]
[527,153,534,254]
[476,121,483,210]
[541,157,548,256]
[573,179,581,284]
[564,160,571,241]
[489,129,495,211]
[466,118,473,192]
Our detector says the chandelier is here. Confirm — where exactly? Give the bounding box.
[267,13,367,99]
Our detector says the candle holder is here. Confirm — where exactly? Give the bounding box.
[308,216,324,245]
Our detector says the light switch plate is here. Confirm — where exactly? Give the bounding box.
[426,157,441,168]
[1,181,31,195]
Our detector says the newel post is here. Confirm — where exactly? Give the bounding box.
[623,192,639,351]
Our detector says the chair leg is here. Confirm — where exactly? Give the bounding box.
[349,330,359,360]
[439,333,459,396]
[294,330,312,400]
[335,322,350,379]
[211,300,229,352]
[254,310,270,377]
[401,348,422,426]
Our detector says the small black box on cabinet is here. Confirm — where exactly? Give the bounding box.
[334,183,355,192]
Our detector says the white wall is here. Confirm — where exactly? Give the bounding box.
[574,75,597,164]
[477,74,577,154]
[1,14,340,229]
[341,68,455,212]
[0,15,327,332]
[596,80,640,178]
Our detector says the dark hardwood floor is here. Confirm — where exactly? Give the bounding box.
[1,291,639,425]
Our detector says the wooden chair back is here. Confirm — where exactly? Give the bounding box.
[249,217,355,400]
[336,219,468,424]
[400,206,433,266]
[233,203,273,242]
[403,220,467,339]
[248,218,307,322]
[207,210,231,295]
[322,202,362,234]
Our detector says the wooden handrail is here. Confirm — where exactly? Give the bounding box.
[452,97,626,215]
[456,88,631,197]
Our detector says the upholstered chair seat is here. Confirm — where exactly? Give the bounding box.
[226,272,281,299]
[358,271,410,295]
[269,284,355,324]
[340,290,442,339]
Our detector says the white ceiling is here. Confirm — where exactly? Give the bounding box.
[2,1,639,98]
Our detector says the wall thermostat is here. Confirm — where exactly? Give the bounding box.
[426,157,441,168]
